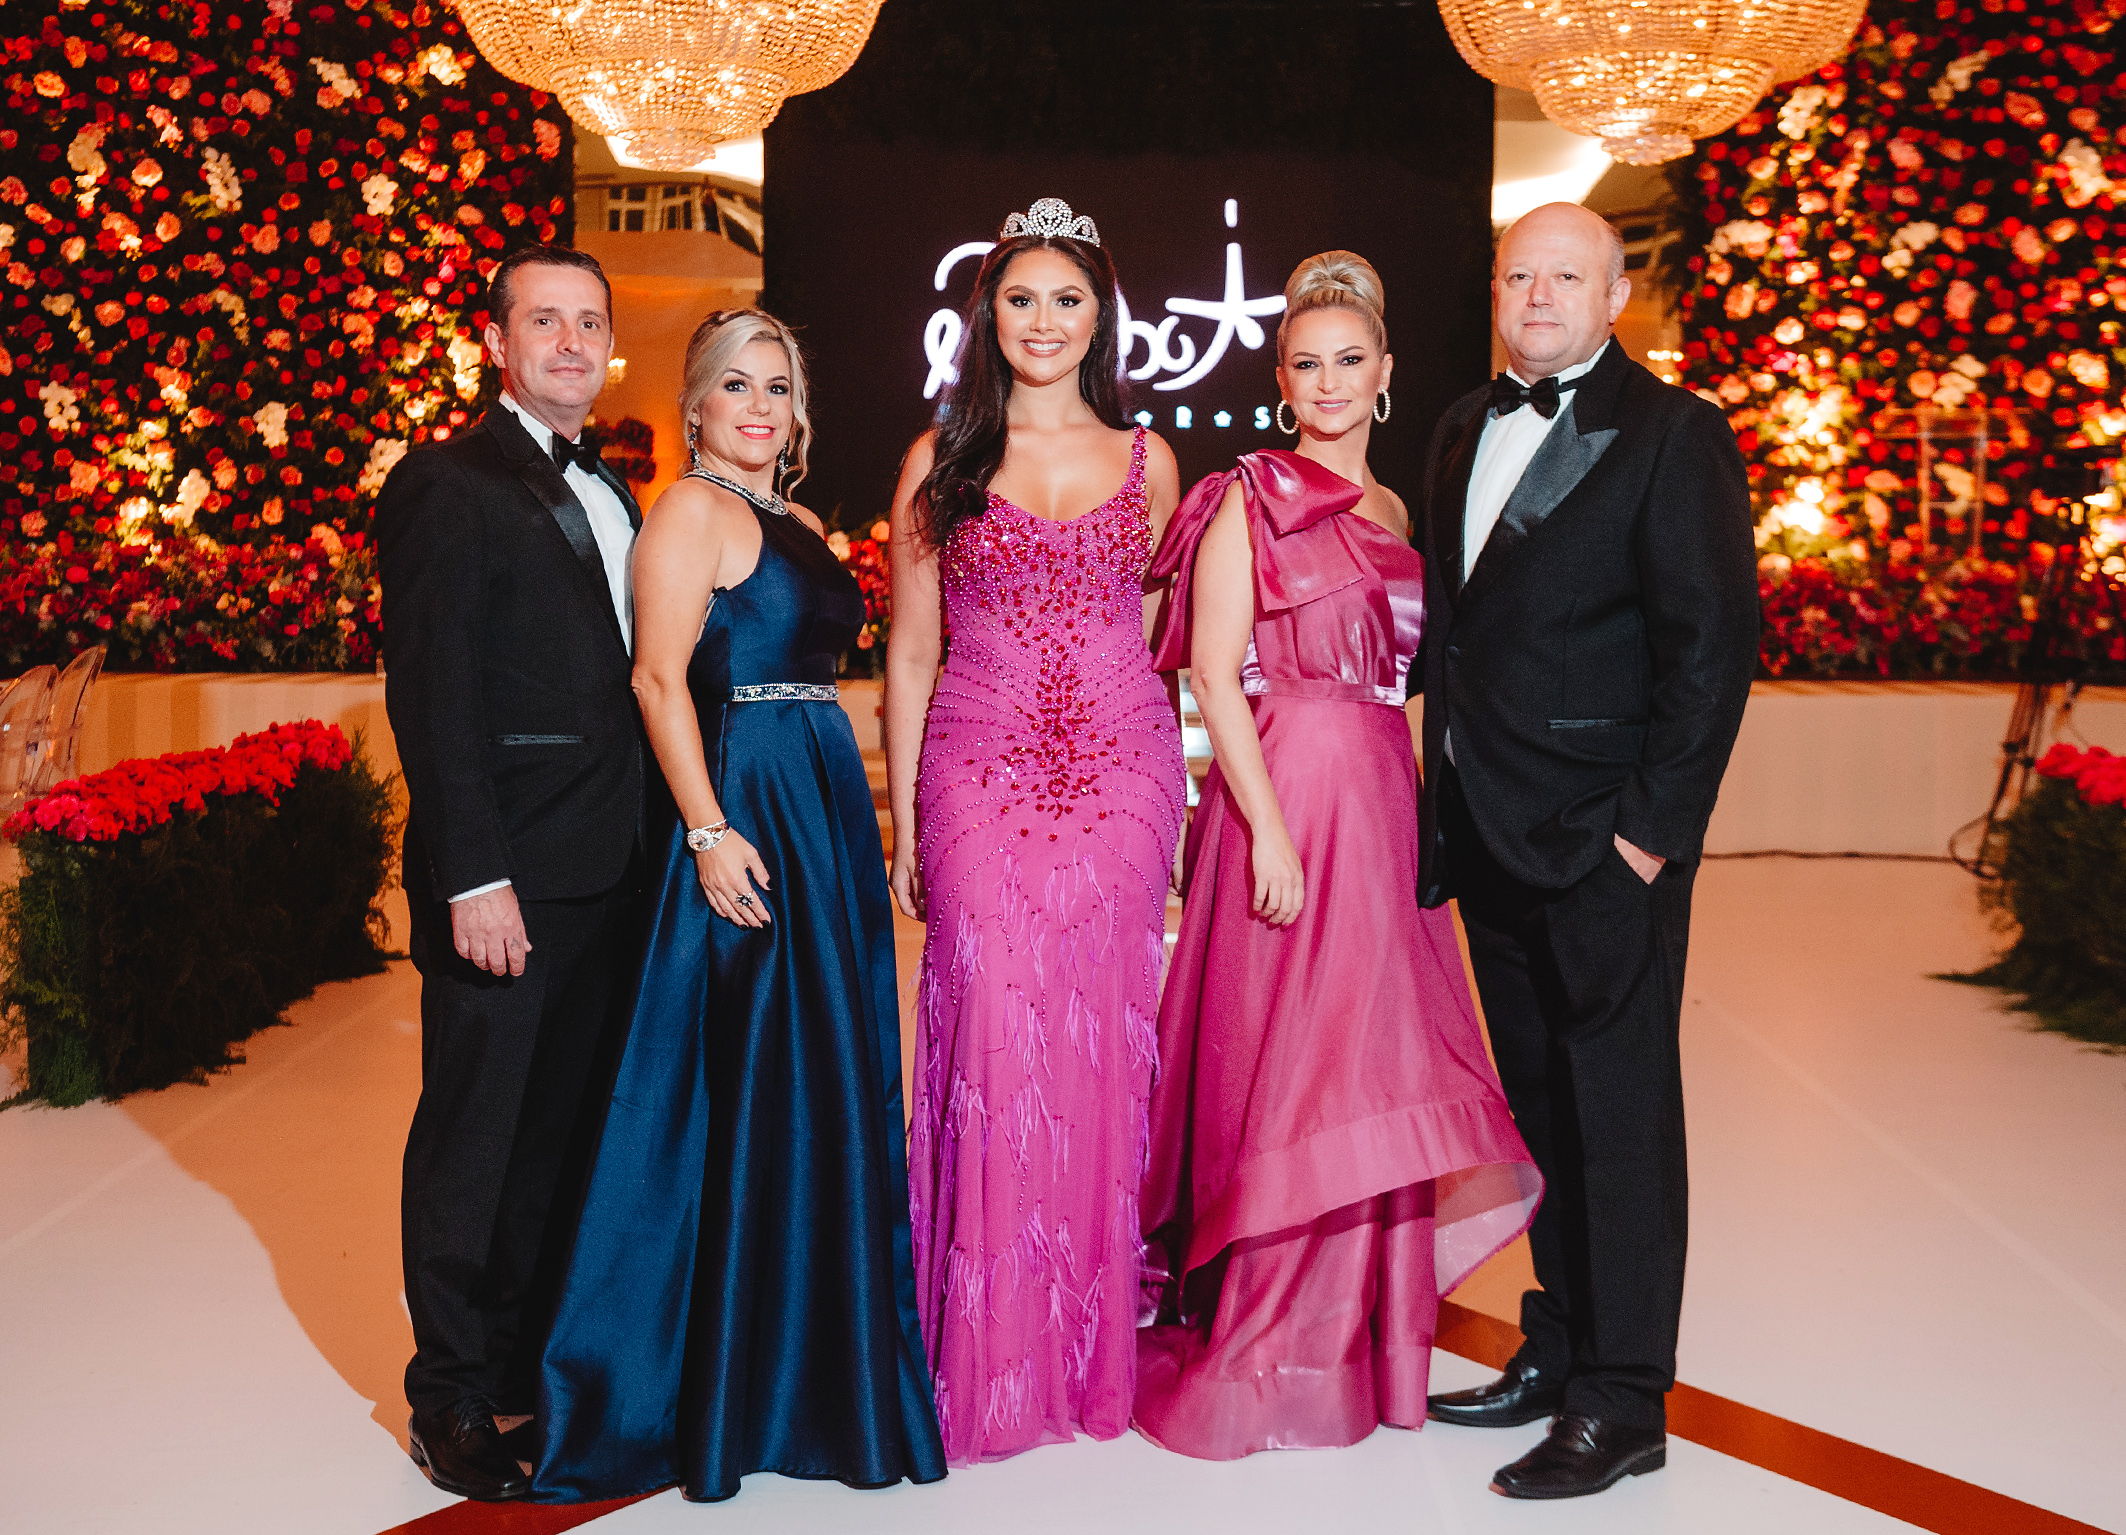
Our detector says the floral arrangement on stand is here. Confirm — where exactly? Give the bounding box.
[1956,740,2126,1046]
[1667,0,2126,679]
[0,719,398,1106]
[825,513,891,676]
[0,0,573,671]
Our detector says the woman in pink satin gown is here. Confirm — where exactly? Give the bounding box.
[884,203,1186,1464]
[1136,253,1540,1460]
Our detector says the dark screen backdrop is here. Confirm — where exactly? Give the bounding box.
[763,0,1494,525]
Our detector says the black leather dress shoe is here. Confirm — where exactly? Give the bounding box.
[1426,1357,1565,1428]
[1491,1413,1667,1499]
[408,1398,533,1502]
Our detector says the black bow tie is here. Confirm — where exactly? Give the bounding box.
[551,433,602,476]
[1491,373,1570,420]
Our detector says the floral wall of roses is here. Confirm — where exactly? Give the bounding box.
[0,0,572,671]
[1668,0,2126,680]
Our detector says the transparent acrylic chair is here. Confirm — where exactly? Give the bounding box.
[0,665,59,824]
[29,645,106,796]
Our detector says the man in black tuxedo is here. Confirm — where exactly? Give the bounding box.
[377,245,644,1501]
[1416,203,1757,1499]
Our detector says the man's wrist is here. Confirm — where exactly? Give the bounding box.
[448,879,512,903]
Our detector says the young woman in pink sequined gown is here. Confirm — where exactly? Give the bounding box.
[1136,254,1540,1460]
[884,204,1186,1465]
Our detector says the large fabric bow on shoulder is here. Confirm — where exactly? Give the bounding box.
[1147,449,1370,672]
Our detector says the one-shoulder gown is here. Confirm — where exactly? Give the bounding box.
[1135,450,1542,1459]
[531,503,946,1502]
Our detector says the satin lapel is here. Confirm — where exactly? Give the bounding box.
[485,407,629,654]
[1460,395,1619,610]
[596,460,643,531]
[1433,405,1485,606]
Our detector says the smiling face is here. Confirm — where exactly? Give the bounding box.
[690,336,793,476]
[1493,202,1630,380]
[481,262,612,433]
[1277,307,1392,443]
[992,247,1099,388]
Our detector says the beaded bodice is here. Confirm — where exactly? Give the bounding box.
[938,427,1154,631]
[930,427,1162,836]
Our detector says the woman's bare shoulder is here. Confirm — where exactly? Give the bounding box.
[1380,485,1412,537]
[644,476,752,537]
[1140,429,1179,475]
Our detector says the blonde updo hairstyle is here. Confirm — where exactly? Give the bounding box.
[1276,251,1387,361]
[678,307,812,491]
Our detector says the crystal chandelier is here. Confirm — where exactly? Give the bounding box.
[1438,0,1869,165]
[457,0,886,171]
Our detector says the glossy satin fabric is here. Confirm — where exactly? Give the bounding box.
[532,508,945,1502]
[909,428,1187,1464]
[1136,451,1542,1460]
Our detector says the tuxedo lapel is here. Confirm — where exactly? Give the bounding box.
[484,406,629,654]
[595,459,643,532]
[1433,403,1486,605]
[1460,343,1632,610]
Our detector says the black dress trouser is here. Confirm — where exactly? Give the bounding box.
[401,875,638,1418]
[1439,765,1693,1429]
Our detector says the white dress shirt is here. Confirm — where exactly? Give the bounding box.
[449,394,638,906]
[1462,341,1610,583]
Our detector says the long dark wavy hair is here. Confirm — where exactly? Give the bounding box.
[917,234,1131,549]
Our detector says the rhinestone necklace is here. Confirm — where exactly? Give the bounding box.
[687,465,787,517]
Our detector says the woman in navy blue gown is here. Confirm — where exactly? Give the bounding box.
[531,309,945,1502]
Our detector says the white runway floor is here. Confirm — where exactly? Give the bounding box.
[3,859,2122,1535]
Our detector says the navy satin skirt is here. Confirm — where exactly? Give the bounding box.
[531,697,946,1501]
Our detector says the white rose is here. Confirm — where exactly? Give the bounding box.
[358,437,409,494]
[170,469,210,525]
[256,401,290,449]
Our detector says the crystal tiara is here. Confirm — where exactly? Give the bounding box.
[999,197,1101,247]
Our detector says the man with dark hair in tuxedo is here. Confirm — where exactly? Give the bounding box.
[377,243,643,1501]
[1415,203,1758,1499]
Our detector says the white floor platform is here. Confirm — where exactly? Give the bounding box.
[3,860,2121,1534]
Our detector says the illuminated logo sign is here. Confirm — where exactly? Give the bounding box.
[923,200,1287,431]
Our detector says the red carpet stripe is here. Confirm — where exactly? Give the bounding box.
[1434,1301,2110,1535]
[374,1492,654,1534]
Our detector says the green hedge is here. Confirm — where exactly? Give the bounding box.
[0,749,398,1107]
[1959,771,2126,1050]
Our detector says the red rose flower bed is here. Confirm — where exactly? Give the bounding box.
[2032,741,2126,807]
[0,719,395,1107]
[6,718,353,843]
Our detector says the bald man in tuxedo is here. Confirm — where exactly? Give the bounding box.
[1415,203,1757,1500]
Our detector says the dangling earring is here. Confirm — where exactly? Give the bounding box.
[775,443,790,484]
[1274,400,1298,436]
[687,421,701,472]
[1374,389,1392,424]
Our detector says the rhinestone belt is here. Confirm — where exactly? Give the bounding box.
[726,683,839,702]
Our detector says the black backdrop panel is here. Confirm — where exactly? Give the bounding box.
[762,1,1494,527]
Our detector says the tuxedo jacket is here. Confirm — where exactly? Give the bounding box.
[1416,341,1758,903]
[376,403,644,906]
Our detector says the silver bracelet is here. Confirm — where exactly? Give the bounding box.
[684,819,731,853]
